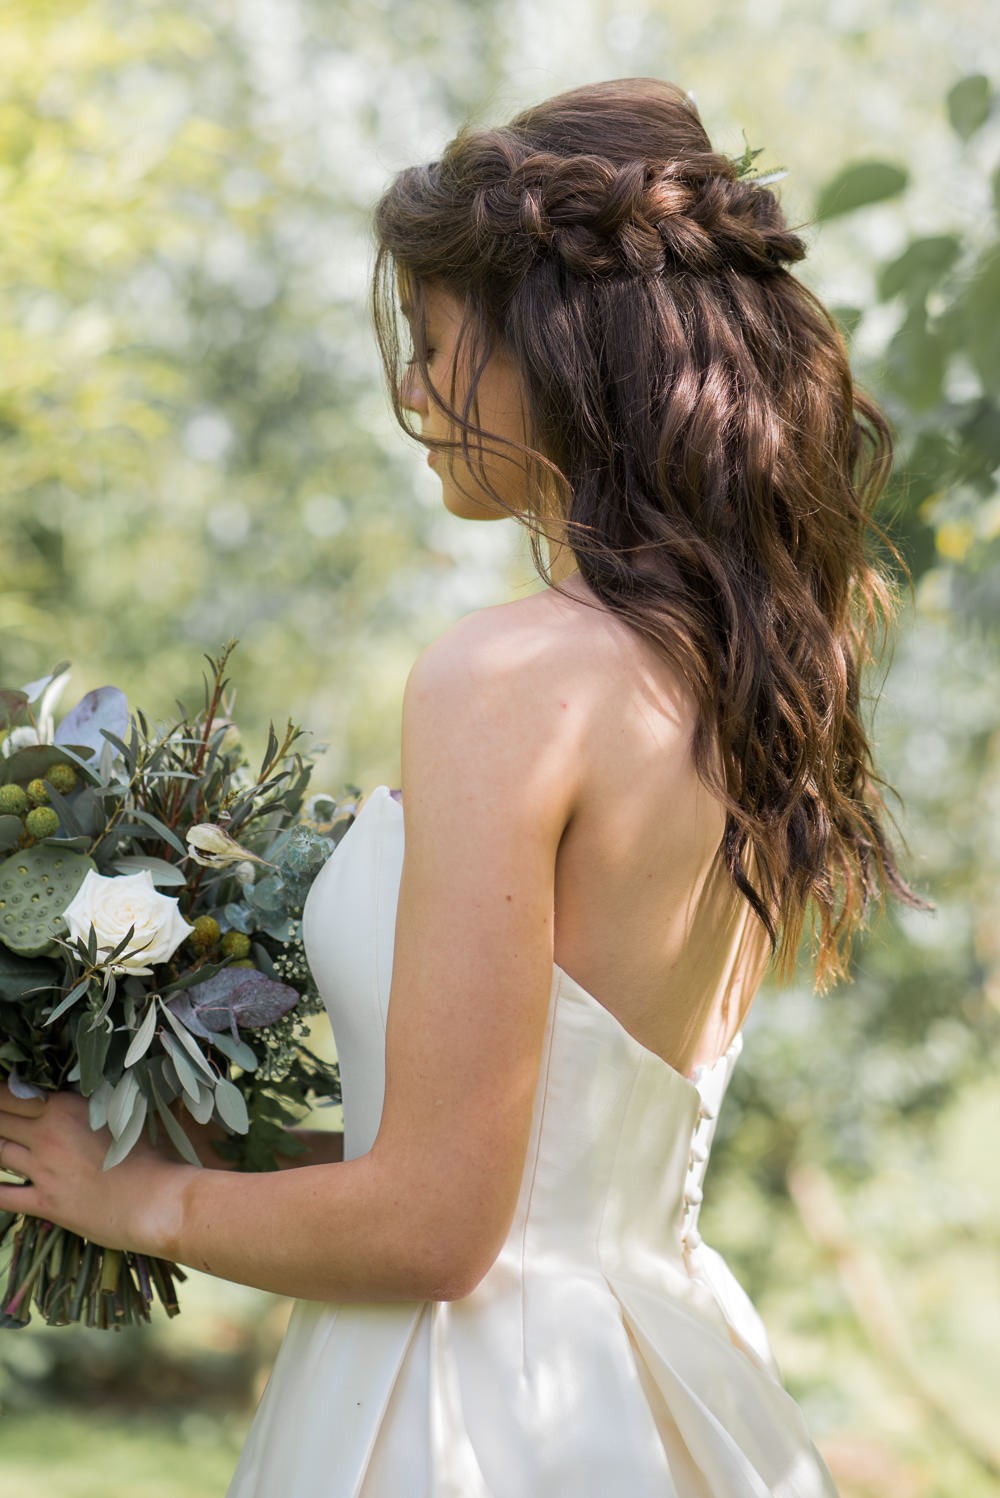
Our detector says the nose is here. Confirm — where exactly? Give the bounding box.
[401,363,429,418]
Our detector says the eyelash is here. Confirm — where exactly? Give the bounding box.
[405,347,436,366]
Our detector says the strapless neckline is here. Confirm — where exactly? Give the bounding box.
[342,784,743,1095]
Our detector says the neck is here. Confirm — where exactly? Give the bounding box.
[546,534,578,584]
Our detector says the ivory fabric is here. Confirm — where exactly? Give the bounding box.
[225,784,839,1497]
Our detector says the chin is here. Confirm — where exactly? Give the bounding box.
[441,485,510,522]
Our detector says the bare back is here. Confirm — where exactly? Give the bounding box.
[486,571,770,1078]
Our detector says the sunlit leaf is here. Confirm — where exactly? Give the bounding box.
[814,160,909,222]
[946,74,992,141]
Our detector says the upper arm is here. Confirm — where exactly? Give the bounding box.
[367,610,582,1298]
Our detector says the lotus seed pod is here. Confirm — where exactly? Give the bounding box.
[0,785,29,817]
[0,844,96,957]
[220,930,251,960]
[189,914,221,949]
[47,763,78,796]
[24,807,59,840]
[26,778,49,807]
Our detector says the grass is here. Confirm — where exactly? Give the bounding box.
[0,1408,250,1498]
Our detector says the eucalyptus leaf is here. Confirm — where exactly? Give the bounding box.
[107,1069,140,1139]
[6,1064,45,1100]
[162,1032,202,1104]
[246,874,286,914]
[112,854,187,888]
[127,808,189,858]
[43,976,92,1027]
[54,686,129,758]
[214,1077,249,1133]
[88,1077,113,1131]
[123,1000,158,1067]
[183,1078,217,1126]
[163,993,216,1040]
[258,918,294,942]
[222,903,255,934]
[149,1078,202,1169]
[1,744,94,784]
[102,1091,148,1170]
[77,1010,112,1094]
[209,1030,259,1072]
[183,967,299,1032]
[158,999,217,1080]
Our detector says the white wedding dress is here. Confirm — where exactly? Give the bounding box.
[225,784,839,1497]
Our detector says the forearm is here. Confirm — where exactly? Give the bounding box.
[154,1152,452,1304]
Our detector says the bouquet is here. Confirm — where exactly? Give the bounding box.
[0,642,356,1330]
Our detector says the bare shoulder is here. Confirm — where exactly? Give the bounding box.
[403,599,584,822]
[407,577,629,708]
[403,576,702,821]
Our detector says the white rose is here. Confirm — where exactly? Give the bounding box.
[62,868,194,975]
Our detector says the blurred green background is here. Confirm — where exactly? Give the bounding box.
[1,0,998,1494]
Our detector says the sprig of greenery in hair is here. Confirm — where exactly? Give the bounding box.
[728,129,789,187]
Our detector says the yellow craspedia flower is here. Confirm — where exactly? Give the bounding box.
[220,931,251,960]
[189,914,221,950]
[25,806,60,840]
[0,784,29,817]
[47,763,78,795]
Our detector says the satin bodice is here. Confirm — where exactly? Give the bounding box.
[301,784,743,1279]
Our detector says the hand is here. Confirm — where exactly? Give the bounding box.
[0,1080,196,1259]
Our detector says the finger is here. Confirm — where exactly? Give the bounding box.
[0,1116,32,1148]
[0,1139,33,1179]
[0,1084,48,1118]
[0,1178,40,1218]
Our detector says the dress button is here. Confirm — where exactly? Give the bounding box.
[683,1184,703,1207]
[689,1139,708,1163]
[697,1100,716,1122]
[683,1226,702,1251]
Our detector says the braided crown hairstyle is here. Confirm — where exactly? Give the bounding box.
[371,77,924,990]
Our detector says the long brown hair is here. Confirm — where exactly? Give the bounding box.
[371,76,925,990]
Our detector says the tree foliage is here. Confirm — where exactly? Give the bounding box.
[1,1,998,1486]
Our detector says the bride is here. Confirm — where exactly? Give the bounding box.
[0,77,921,1496]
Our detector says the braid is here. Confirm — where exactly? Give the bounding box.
[463,144,807,282]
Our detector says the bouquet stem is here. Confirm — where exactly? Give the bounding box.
[0,1215,188,1331]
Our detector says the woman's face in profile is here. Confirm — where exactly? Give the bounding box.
[399,282,530,523]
